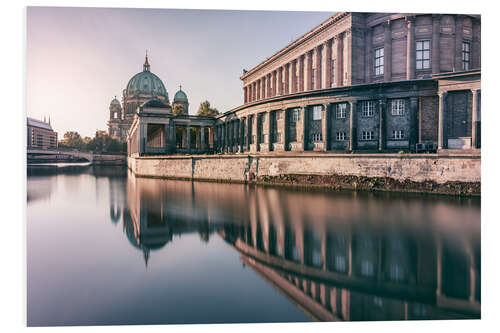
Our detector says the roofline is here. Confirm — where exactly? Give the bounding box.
[240,12,346,81]
[431,69,481,79]
[240,12,481,82]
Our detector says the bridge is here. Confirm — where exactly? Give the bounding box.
[27,149,126,165]
[28,148,94,162]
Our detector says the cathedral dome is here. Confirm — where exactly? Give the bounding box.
[125,55,168,98]
[173,86,188,102]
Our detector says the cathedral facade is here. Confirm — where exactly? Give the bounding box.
[107,54,188,141]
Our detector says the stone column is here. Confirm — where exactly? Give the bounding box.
[284,63,290,95]
[384,21,392,81]
[209,126,214,150]
[344,29,352,86]
[278,67,283,95]
[164,123,169,153]
[455,15,464,71]
[253,82,257,101]
[200,126,206,151]
[138,122,146,156]
[472,89,480,149]
[256,81,260,101]
[316,45,322,89]
[409,97,419,150]
[252,114,258,152]
[261,77,266,100]
[307,50,313,90]
[364,30,372,83]
[325,39,333,88]
[247,116,252,151]
[406,16,416,80]
[186,125,191,153]
[432,14,441,74]
[272,71,277,96]
[472,20,481,69]
[283,109,288,151]
[267,111,273,151]
[196,126,201,150]
[267,74,271,98]
[349,101,357,151]
[299,56,305,92]
[300,106,306,150]
[335,34,343,87]
[292,60,297,93]
[322,104,329,151]
[438,91,447,149]
[378,99,386,151]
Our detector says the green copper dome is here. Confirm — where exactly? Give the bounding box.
[173,86,188,102]
[125,55,168,99]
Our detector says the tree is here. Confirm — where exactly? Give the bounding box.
[60,131,84,149]
[197,100,219,116]
[172,104,185,115]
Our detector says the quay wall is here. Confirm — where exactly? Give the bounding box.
[128,153,480,194]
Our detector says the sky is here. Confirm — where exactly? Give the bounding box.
[27,6,333,137]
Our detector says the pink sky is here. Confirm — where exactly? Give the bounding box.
[27,6,332,137]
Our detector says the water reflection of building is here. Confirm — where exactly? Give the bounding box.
[218,187,480,321]
[112,172,480,320]
[119,171,218,266]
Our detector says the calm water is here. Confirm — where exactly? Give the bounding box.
[27,165,481,326]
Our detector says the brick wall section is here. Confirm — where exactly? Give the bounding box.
[129,154,480,184]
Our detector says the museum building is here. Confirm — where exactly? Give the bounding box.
[213,12,481,154]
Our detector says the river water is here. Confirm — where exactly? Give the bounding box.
[27,165,481,326]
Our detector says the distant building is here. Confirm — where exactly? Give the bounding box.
[27,117,58,149]
[107,53,190,141]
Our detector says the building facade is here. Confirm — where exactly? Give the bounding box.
[213,12,481,154]
[27,117,58,149]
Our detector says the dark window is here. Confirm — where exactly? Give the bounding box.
[462,41,470,70]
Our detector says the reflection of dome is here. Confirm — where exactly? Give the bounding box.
[173,88,188,102]
[125,55,168,98]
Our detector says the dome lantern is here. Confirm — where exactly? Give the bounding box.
[143,50,150,72]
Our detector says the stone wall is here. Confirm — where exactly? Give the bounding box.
[128,153,480,186]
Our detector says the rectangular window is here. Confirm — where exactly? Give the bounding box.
[336,103,347,119]
[374,48,384,76]
[462,41,470,71]
[392,130,404,140]
[331,59,336,86]
[312,133,322,142]
[416,40,431,70]
[361,101,375,117]
[312,105,322,120]
[361,131,375,141]
[336,132,347,141]
[292,109,301,122]
[391,99,406,116]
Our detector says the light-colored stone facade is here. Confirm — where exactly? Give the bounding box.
[215,12,481,154]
